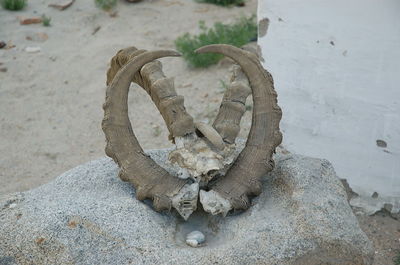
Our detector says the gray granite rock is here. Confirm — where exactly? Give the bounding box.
[0,150,374,265]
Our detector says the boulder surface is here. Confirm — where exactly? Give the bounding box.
[0,150,374,265]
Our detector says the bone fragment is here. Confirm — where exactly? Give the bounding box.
[195,122,225,151]
[199,190,232,217]
[172,183,199,220]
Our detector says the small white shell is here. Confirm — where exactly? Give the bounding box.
[185,231,205,247]
[25,46,41,53]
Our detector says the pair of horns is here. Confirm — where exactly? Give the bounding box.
[102,44,282,212]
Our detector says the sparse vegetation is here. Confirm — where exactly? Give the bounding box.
[394,251,400,265]
[175,15,257,68]
[42,15,51,27]
[95,0,117,11]
[196,0,245,7]
[218,79,228,93]
[0,0,26,10]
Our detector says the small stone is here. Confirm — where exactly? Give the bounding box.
[200,190,231,216]
[9,203,17,209]
[48,0,75,10]
[376,139,387,148]
[25,46,41,53]
[92,26,101,35]
[186,231,205,247]
[19,17,43,25]
[108,11,118,18]
[0,41,6,49]
[26,32,48,43]
[0,67,7,72]
[171,183,199,220]
[35,237,45,244]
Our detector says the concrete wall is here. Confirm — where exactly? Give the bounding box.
[258,0,400,213]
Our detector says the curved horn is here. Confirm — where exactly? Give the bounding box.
[196,44,282,210]
[106,47,195,140]
[212,44,261,144]
[102,50,187,211]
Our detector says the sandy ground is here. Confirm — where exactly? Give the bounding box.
[0,0,256,195]
[356,210,400,265]
[0,0,398,264]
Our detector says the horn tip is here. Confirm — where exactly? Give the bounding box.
[166,50,182,57]
[172,51,182,57]
[195,45,219,54]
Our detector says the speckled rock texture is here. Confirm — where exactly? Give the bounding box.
[0,149,374,265]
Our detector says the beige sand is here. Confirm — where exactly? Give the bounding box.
[0,0,256,195]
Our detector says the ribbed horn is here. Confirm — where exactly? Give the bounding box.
[102,50,187,211]
[196,44,282,210]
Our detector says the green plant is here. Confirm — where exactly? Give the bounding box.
[0,0,26,10]
[394,250,400,265]
[218,79,228,93]
[95,0,117,10]
[175,15,257,68]
[196,0,244,7]
[42,15,51,27]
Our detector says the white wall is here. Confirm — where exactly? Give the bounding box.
[258,0,400,213]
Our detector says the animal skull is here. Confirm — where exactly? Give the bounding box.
[102,44,282,220]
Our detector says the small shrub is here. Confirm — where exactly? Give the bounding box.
[196,0,244,7]
[394,251,400,265]
[42,15,51,27]
[0,0,26,10]
[95,0,117,11]
[175,15,257,68]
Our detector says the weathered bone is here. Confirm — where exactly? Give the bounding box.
[103,45,282,219]
[199,190,232,217]
[102,50,190,212]
[171,182,199,220]
[169,134,225,182]
[196,44,283,213]
[194,122,225,151]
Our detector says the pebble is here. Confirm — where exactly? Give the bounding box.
[48,0,75,10]
[19,17,43,25]
[26,32,48,43]
[185,231,205,247]
[25,46,41,53]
